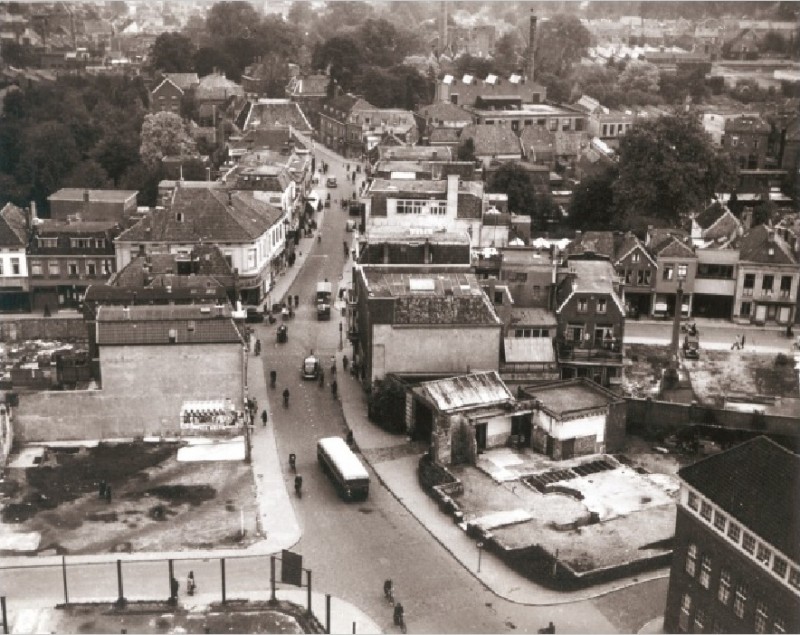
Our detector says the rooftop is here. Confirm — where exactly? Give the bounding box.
[565,259,619,295]
[414,371,513,413]
[508,307,557,326]
[737,224,797,265]
[370,178,483,198]
[521,378,622,417]
[0,203,28,248]
[48,188,138,203]
[679,436,800,563]
[503,338,556,364]
[243,99,312,132]
[364,226,470,245]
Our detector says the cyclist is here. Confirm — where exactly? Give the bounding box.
[283,388,290,407]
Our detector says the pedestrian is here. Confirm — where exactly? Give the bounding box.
[170,576,179,603]
[254,339,261,356]
[261,410,268,427]
[331,379,338,398]
[319,368,325,387]
[294,294,299,307]
[342,355,349,372]
[99,480,107,498]
[287,295,292,308]
[105,485,112,503]
[346,430,354,446]
[741,334,746,348]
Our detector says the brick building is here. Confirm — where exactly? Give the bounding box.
[663,436,800,634]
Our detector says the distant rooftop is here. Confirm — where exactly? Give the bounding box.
[48,188,138,203]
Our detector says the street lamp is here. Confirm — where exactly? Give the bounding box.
[477,541,484,572]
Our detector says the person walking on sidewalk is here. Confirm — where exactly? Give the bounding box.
[261,410,268,427]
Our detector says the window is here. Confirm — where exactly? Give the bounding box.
[577,298,588,313]
[631,252,640,263]
[780,276,792,298]
[532,285,541,297]
[494,290,503,304]
[677,263,688,279]
[733,585,747,619]
[38,237,58,249]
[67,262,78,276]
[693,607,706,634]
[755,602,768,634]
[10,257,19,274]
[685,543,698,576]
[679,593,692,632]
[713,511,726,532]
[727,521,740,543]
[743,273,755,296]
[0,260,3,275]
[772,557,787,578]
[86,262,96,276]
[740,302,751,317]
[48,261,59,276]
[700,501,713,521]
[790,568,800,590]
[700,555,712,588]
[718,569,731,605]
[70,238,92,249]
[597,298,607,313]
[624,269,633,284]
[30,261,43,276]
[95,238,106,249]
[773,617,786,633]
[548,118,558,131]
[664,265,674,281]
[731,135,739,147]
[756,544,771,567]
[102,260,112,275]
[762,275,774,293]
[688,491,699,511]
[247,249,256,269]
[743,533,756,554]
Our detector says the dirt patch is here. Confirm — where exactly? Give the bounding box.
[623,345,674,398]
[0,441,259,554]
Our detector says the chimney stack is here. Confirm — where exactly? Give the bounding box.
[526,11,537,84]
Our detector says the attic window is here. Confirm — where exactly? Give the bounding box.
[409,278,435,292]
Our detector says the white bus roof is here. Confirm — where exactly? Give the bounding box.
[317,281,332,292]
[318,437,369,481]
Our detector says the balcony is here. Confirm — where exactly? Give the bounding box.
[557,339,623,364]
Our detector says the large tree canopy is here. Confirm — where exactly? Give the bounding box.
[534,14,591,79]
[568,163,621,230]
[614,115,736,228]
[139,112,197,167]
[487,163,538,217]
[149,32,196,72]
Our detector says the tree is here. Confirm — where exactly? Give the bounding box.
[487,163,537,217]
[312,36,364,91]
[568,163,622,230]
[15,122,81,208]
[206,1,262,40]
[614,115,736,228]
[618,61,660,94]
[193,46,237,79]
[761,31,787,55]
[93,136,140,185]
[357,19,412,68]
[457,138,475,162]
[287,1,314,29]
[63,160,112,189]
[454,54,495,79]
[493,31,522,76]
[149,32,197,72]
[1,41,37,67]
[139,112,197,167]
[534,14,590,78]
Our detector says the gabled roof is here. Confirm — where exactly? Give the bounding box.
[0,202,28,248]
[724,115,770,134]
[163,73,199,91]
[414,371,513,413]
[429,127,461,143]
[648,228,696,258]
[96,305,241,346]
[613,232,657,267]
[737,224,798,265]
[556,260,625,315]
[117,188,283,243]
[679,436,800,563]
[152,77,183,96]
[565,231,616,260]
[519,125,556,152]
[460,123,521,157]
[242,99,312,132]
[112,244,235,287]
[196,73,244,102]
[695,202,741,242]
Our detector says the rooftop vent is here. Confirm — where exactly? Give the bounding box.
[409,278,435,292]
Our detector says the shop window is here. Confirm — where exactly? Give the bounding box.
[740,302,751,317]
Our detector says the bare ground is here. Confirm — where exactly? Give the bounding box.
[0,441,259,555]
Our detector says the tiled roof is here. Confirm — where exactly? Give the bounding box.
[725,115,770,134]
[565,259,618,294]
[243,99,312,132]
[696,202,727,228]
[37,219,120,235]
[658,237,696,258]
[519,126,556,152]
[429,127,461,143]
[0,203,28,248]
[565,231,616,259]
[96,305,242,346]
[648,228,696,258]
[460,124,521,157]
[679,436,800,563]
[117,188,282,243]
[163,73,199,91]
[196,73,244,102]
[84,283,228,305]
[415,371,513,413]
[48,188,138,203]
[416,102,472,123]
[738,224,797,265]
[112,245,234,287]
[379,146,452,161]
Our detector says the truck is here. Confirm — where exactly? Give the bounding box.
[316,280,332,320]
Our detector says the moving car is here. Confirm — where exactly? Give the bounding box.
[683,334,700,359]
[326,176,338,188]
[301,354,320,380]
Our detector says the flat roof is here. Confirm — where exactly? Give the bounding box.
[467,103,582,117]
[508,307,557,326]
[504,338,556,364]
[523,379,620,416]
[365,226,470,244]
[49,188,138,202]
[362,270,483,298]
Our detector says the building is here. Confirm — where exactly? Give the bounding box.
[519,378,627,460]
[733,224,798,325]
[555,259,625,388]
[459,123,521,167]
[613,231,658,318]
[435,74,546,107]
[285,73,329,130]
[27,219,119,311]
[663,436,800,634]
[237,98,313,133]
[464,101,587,137]
[47,188,138,223]
[415,102,473,142]
[0,203,30,311]
[318,94,375,158]
[93,304,245,436]
[150,77,185,114]
[348,267,502,385]
[724,28,760,60]
[357,227,472,266]
[115,186,286,305]
[646,228,698,318]
[722,115,771,170]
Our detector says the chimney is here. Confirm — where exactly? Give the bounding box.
[439,0,447,56]
[526,11,537,84]
[741,206,753,231]
[446,174,459,216]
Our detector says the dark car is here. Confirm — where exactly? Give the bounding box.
[683,334,700,359]
[326,176,338,188]
[245,307,264,323]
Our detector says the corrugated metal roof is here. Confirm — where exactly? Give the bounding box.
[417,371,512,412]
[504,338,556,364]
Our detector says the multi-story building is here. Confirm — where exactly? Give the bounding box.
[722,115,771,170]
[318,94,375,158]
[663,436,800,634]
[554,259,625,388]
[115,186,285,305]
[733,224,798,325]
[647,228,698,318]
[435,74,546,107]
[348,267,502,385]
[285,73,329,130]
[0,203,30,311]
[357,227,472,267]
[613,231,658,318]
[47,188,138,223]
[150,77,185,114]
[27,219,119,311]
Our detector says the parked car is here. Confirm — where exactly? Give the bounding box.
[683,334,700,359]
[245,307,264,323]
[326,176,338,188]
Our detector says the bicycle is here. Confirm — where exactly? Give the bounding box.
[383,579,394,605]
[393,602,406,633]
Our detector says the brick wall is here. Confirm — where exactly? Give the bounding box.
[0,318,87,342]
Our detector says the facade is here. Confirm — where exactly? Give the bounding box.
[733,225,798,325]
[0,203,30,311]
[115,186,286,305]
[463,102,586,138]
[555,259,625,388]
[613,232,658,318]
[318,94,375,158]
[48,188,138,223]
[435,75,546,107]
[285,73,329,130]
[348,267,502,385]
[27,219,119,311]
[150,77,184,114]
[357,227,472,266]
[722,115,771,170]
[663,436,800,634]
[519,378,627,460]
[647,228,698,318]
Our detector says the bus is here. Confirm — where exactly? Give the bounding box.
[317,436,370,501]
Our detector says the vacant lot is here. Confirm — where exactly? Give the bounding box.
[624,344,799,405]
[0,441,259,554]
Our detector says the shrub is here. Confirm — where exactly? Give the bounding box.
[367,378,406,434]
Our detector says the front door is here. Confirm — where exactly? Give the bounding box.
[562,437,575,460]
[475,423,487,453]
